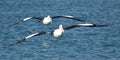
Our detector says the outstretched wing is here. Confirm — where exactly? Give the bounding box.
[9,31,48,46]
[52,15,85,21]
[8,17,43,27]
[64,24,109,30]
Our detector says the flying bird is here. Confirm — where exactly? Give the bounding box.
[9,23,108,46]
[8,15,85,27]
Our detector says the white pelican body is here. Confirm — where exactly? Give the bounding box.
[43,15,52,25]
[53,25,64,38]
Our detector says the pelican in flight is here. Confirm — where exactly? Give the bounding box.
[9,15,85,27]
[9,23,108,46]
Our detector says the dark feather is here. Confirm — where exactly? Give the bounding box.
[31,17,43,20]
[64,24,109,30]
[8,20,24,27]
[92,24,109,27]
[9,38,26,46]
[8,17,43,27]
[9,31,47,46]
[64,25,79,30]
[52,16,85,21]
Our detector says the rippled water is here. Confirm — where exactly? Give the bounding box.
[0,0,120,60]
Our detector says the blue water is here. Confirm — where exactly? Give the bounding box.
[0,0,120,60]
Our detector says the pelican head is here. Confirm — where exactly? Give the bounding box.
[43,15,52,25]
[59,24,64,33]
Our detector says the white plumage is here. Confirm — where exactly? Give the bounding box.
[53,25,64,38]
[77,24,93,26]
[42,15,52,25]
[25,32,39,39]
[23,17,33,21]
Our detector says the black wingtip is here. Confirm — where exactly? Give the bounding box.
[68,18,85,22]
[8,20,24,27]
[93,24,110,27]
[9,32,48,46]
[9,38,26,46]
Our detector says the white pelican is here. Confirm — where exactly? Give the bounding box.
[9,15,85,27]
[9,23,108,46]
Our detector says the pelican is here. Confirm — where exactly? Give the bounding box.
[9,15,84,27]
[9,23,108,46]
